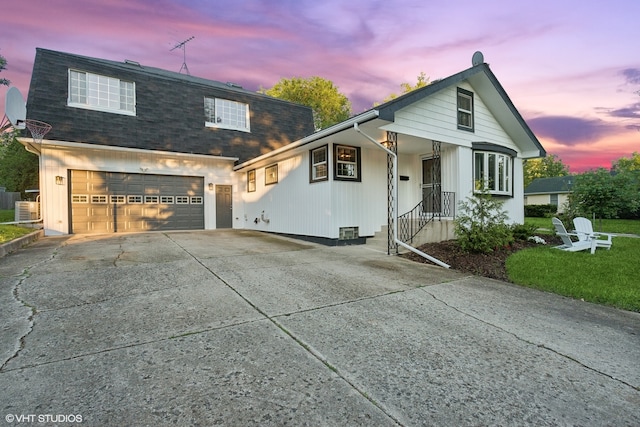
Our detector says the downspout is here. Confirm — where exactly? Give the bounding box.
[353,123,450,269]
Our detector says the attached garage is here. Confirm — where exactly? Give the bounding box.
[69,170,204,234]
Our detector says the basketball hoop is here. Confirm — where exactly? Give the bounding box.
[25,119,52,144]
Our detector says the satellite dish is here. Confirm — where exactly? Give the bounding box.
[5,86,26,129]
[472,51,484,67]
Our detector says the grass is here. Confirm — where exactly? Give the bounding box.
[0,210,36,243]
[0,224,35,243]
[0,209,14,222]
[506,237,640,312]
[524,217,640,235]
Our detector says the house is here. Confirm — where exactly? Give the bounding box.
[233,54,546,251]
[20,48,546,253]
[22,48,313,235]
[524,176,574,213]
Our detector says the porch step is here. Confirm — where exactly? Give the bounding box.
[367,219,456,253]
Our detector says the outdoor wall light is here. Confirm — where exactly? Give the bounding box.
[208,183,214,191]
[55,176,64,185]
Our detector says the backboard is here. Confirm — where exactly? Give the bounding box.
[5,86,26,130]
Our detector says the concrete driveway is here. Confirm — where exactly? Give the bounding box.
[1,230,639,426]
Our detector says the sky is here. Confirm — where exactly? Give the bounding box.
[1,0,638,173]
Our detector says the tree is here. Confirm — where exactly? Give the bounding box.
[0,53,39,196]
[260,76,351,130]
[0,53,9,86]
[0,134,39,196]
[376,72,430,105]
[612,151,640,173]
[568,168,639,220]
[523,154,570,188]
[454,192,513,253]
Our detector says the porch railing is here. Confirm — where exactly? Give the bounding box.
[397,191,455,244]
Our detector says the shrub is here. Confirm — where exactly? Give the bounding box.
[524,204,557,217]
[511,223,538,241]
[454,192,514,253]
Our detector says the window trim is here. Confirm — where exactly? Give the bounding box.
[265,164,278,185]
[247,169,256,192]
[309,145,329,183]
[457,87,474,132]
[333,144,361,182]
[67,69,136,116]
[473,150,513,196]
[204,97,251,132]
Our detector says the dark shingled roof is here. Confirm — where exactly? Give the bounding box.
[26,48,315,163]
[524,176,574,195]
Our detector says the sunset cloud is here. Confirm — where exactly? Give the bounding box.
[527,116,618,146]
[1,0,639,172]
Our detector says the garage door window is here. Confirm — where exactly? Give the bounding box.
[110,195,126,204]
[128,195,143,204]
[72,195,88,203]
[190,196,203,204]
[176,196,190,204]
[160,196,174,204]
[92,195,107,204]
[145,196,159,204]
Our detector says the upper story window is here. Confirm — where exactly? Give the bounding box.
[457,88,474,131]
[204,97,250,132]
[68,70,135,115]
[474,151,512,196]
[334,144,361,182]
[310,145,328,182]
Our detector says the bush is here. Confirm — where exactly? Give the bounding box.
[454,192,514,253]
[524,204,557,217]
[511,223,538,241]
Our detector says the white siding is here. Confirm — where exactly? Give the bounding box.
[390,83,520,153]
[39,143,234,235]
[238,145,388,239]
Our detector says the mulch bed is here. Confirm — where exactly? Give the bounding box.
[401,236,563,282]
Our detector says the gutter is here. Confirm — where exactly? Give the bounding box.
[234,110,380,171]
[353,123,450,269]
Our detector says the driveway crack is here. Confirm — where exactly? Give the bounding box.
[1,240,66,372]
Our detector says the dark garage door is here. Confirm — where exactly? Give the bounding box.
[70,170,204,234]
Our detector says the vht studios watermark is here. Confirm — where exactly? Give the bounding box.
[5,414,83,423]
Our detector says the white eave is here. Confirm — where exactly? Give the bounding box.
[234,110,380,171]
[17,137,239,162]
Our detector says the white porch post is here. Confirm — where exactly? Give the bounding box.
[387,131,398,255]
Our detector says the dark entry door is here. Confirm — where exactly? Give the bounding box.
[215,185,232,228]
[422,158,441,213]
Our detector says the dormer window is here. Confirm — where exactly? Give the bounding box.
[204,97,250,132]
[68,70,135,115]
[457,88,474,131]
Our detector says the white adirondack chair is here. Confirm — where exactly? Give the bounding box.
[573,217,613,250]
[552,217,597,254]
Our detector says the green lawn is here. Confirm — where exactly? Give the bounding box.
[507,236,640,312]
[0,224,35,243]
[524,217,640,235]
[0,210,37,243]
[0,209,14,222]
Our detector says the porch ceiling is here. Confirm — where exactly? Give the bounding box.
[339,119,448,155]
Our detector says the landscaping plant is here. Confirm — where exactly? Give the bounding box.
[454,192,514,253]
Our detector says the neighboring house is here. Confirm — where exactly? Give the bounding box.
[20,48,546,252]
[524,176,574,213]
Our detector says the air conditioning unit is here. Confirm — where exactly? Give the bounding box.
[15,201,40,221]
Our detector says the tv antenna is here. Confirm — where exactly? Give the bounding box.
[170,36,195,75]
